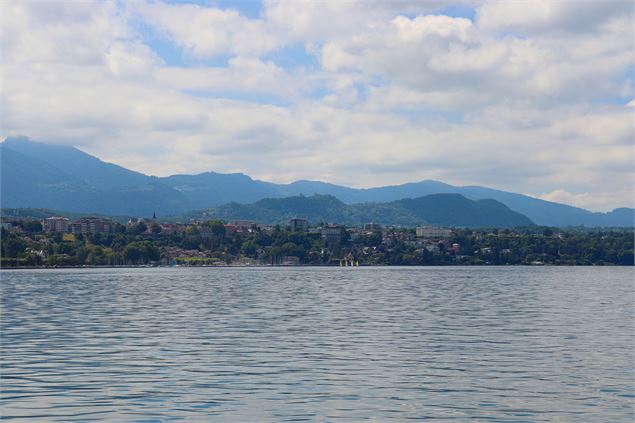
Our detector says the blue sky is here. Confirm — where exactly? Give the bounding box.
[1,0,633,211]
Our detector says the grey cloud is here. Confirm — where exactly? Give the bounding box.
[477,0,634,35]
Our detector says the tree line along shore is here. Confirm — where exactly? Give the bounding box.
[1,216,633,268]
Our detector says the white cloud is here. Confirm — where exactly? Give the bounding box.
[0,0,633,211]
[155,57,304,100]
[135,1,279,58]
[105,42,160,78]
[1,1,129,65]
[536,189,635,213]
[318,10,633,108]
[393,14,473,42]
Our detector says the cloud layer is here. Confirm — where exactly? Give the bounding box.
[1,0,633,211]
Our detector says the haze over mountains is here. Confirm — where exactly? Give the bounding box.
[1,136,633,227]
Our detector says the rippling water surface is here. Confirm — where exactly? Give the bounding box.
[1,267,634,421]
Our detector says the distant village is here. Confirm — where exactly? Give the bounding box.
[1,214,633,267]
[32,215,457,264]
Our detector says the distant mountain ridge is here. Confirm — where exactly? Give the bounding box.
[1,136,190,216]
[191,194,534,228]
[1,136,633,227]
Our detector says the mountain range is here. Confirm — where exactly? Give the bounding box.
[188,194,533,228]
[1,136,633,227]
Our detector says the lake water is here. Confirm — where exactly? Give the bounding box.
[1,267,633,421]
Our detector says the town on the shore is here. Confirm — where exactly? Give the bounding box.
[1,214,633,267]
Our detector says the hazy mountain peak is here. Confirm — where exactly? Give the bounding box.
[3,135,33,144]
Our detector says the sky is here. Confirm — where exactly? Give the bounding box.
[1,0,633,212]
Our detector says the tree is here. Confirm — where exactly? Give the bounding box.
[123,241,160,264]
[3,237,26,258]
[150,223,162,234]
[618,250,634,266]
[185,226,199,236]
[24,253,43,266]
[76,246,88,264]
[241,240,257,256]
[130,222,147,235]
[22,220,43,233]
[281,242,304,260]
[124,243,143,264]
[361,233,382,247]
[209,220,226,238]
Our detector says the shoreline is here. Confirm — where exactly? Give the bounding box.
[1,263,631,270]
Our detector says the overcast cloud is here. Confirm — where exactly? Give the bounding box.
[1,0,633,211]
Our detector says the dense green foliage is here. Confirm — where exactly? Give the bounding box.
[1,219,632,267]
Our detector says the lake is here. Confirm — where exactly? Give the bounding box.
[1,267,633,421]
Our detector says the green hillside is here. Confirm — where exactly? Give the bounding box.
[187,194,534,228]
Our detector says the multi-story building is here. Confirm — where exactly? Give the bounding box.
[127,217,153,229]
[416,226,452,239]
[363,222,382,232]
[160,223,187,235]
[320,225,342,245]
[288,217,309,232]
[71,217,115,234]
[224,224,239,236]
[42,217,71,233]
[230,220,255,231]
[257,224,276,234]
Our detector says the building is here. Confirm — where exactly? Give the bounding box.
[363,222,382,232]
[257,224,276,234]
[347,228,360,241]
[230,220,255,231]
[160,223,187,235]
[320,225,342,245]
[281,256,300,266]
[416,226,452,239]
[288,217,309,232]
[224,224,239,236]
[42,217,70,233]
[71,217,115,234]
[127,217,153,228]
